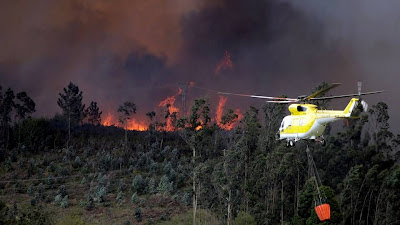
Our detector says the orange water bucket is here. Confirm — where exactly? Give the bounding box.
[315,203,331,221]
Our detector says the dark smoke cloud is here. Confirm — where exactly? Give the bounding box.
[177,0,359,112]
[283,0,400,131]
[0,0,397,131]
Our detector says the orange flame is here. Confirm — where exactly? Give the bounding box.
[216,95,227,125]
[234,108,243,123]
[215,96,242,130]
[101,112,147,131]
[126,119,147,131]
[215,50,233,75]
[102,112,114,126]
[158,88,182,131]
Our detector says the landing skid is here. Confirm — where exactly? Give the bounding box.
[285,136,326,147]
[286,138,299,147]
[286,140,295,147]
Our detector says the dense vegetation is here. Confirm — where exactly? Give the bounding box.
[0,82,399,225]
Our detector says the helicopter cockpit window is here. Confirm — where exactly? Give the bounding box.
[297,106,307,112]
[280,117,292,131]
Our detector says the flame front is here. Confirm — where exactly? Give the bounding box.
[101,84,243,132]
[101,112,147,131]
[102,112,114,126]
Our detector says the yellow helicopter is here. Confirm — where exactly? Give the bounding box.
[220,82,384,147]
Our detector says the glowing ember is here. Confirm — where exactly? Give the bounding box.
[215,50,233,75]
[158,88,182,131]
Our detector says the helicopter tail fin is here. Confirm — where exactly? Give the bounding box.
[343,98,359,117]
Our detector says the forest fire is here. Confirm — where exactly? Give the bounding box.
[101,86,243,132]
[216,95,228,125]
[158,88,182,131]
[102,112,147,131]
[215,95,242,130]
[215,50,233,75]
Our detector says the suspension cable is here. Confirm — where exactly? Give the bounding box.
[306,145,325,204]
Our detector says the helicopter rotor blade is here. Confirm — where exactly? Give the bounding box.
[266,100,299,103]
[218,92,297,101]
[309,90,385,100]
[304,83,341,100]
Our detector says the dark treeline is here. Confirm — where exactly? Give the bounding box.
[0,82,399,225]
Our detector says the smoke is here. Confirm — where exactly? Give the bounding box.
[0,0,397,130]
[283,0,400,131]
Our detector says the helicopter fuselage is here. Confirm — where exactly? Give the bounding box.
[279,98,359,144]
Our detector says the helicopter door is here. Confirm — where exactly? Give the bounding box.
[280,116,292,132]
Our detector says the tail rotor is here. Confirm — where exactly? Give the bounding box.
[357,81,368,112]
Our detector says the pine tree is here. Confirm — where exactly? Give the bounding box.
[85,101,102,125]
[14,91,35,147]
[57,82,85,147]
[0,88,15,151]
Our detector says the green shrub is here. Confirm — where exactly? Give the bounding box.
[116,191,123,204]
[182,192,191,206]
[46,175,55,188]
[132,174,147,194]
[234,211,256,225]
[55,215,87,225]
[131,192,138,204]
[95,186,107,203]
[156,209,220,225]
[148,177,156,194]
[57,185,68,197]
[118,178,126,192]
[60,195,69,208]
[54,194,62,205]
[85,193,94,211]
[73,156,81,168]
[157,175,173,194]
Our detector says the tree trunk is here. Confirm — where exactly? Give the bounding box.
[227,189,232,225]
[125,119,128,148]
[245,161,248,215]
[353,176,366,224]
[68,111,71,148]
[359,186,372,224]
[367,189,374,225]
[192,146,197,225]
[5,126,10,152]
[374,187,384,225]
[281,181,284,225]
[18,122,21,148]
